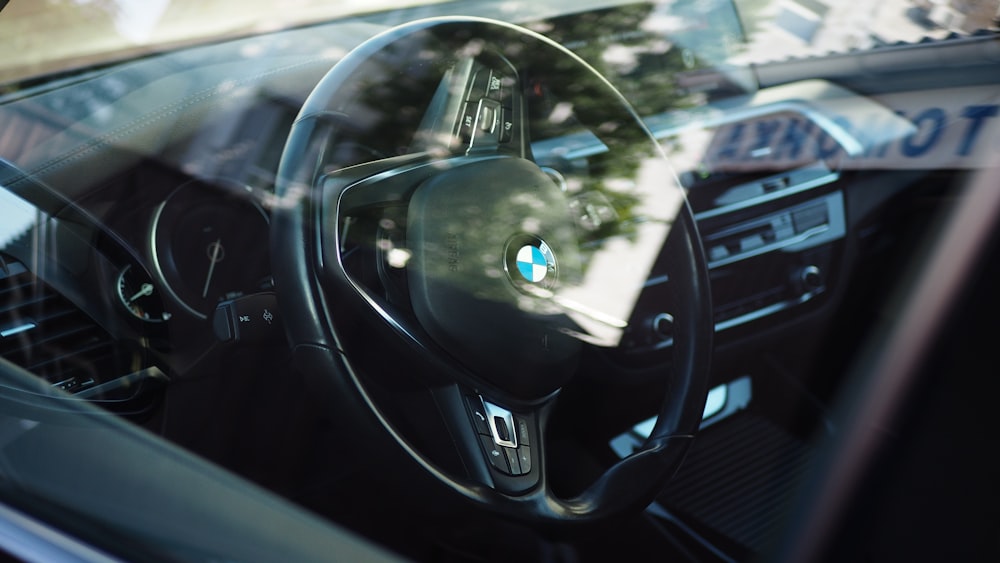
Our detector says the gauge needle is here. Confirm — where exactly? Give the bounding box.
[202,238,223,298]
[128,283,154,304]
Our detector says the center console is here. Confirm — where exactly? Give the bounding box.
[694,162,844,332]
[617,158,845,354]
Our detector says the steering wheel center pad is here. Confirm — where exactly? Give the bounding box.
[407,157,582,398]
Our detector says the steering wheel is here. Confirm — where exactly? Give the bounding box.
[271,17,712,524]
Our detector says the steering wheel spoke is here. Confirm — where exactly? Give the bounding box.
[446,55,527,157]
[432,385,545,496]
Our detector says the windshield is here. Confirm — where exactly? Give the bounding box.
[0,0,441,88]
[736,0,1000,64]
[0,0,999,560]
[2,0,996,91]
[0,0,757,92]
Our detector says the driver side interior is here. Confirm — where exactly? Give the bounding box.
[0,5,996,562]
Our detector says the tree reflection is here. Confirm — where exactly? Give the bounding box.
[541,2,696,118]
[334,19,689,348]
[348,19,666,260]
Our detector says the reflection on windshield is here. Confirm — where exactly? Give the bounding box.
[554,155,684,347]
[0,0,753,94]
[733,0,1000,65]
[0,0,444,87]
[295,14,703,354]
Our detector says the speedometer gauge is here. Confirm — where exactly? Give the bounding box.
[151,180,271,319]
[117,265,170,322]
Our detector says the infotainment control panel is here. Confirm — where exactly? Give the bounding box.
[617,158,846,354]
[701,187,844,331]
[701,191,844,270]
[532,95,878,356]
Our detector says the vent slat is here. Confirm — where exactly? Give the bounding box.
[26,340,114,373]
[0,284,61,314]
[0,256,128,391]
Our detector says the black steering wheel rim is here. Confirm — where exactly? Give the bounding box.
[271,16,712,524]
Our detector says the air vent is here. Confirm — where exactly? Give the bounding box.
[0,255,143,395]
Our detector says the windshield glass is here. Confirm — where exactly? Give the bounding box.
[0,0,998,560]
[0,0,755,92]
[735,0,1000,65]
[2,0,995,99]
[0,0,441,87]
[2,1,997,90]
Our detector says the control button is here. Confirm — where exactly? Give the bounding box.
[517,446,532,474]
[52,377,80,393]
[469,99,502,148]
[469,67,492,100]
[485,71,515,104]
[499,109,514,143]
[709,245,729,262]
[479,434,510,474]
[459,102,479,143]
[651,313,674,340]
[479,103,499,133]
[494,416,511,442]
[515,417,531,446]
[213,292,281,343]
[483,400,517,448]
[773,213,796,240]
[504,447,522,476]
[740,234,765,252]
[466,396,491,436]
[485,71,503,99]
[800,265,823,291]
[793,204,828,233]
[212,306,233,341]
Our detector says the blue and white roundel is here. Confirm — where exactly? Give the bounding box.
[516,244,551,283]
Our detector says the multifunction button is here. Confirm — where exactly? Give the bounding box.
[466,396,534,477]
[213,292,281,343]
[458,66,517,150]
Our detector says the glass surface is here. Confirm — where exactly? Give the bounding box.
[0,0,997,560]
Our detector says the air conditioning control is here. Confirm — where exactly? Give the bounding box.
[799,265,823,291]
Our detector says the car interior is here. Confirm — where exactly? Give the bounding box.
[0,1,998,561]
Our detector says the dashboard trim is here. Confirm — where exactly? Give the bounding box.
[693,167,840,222]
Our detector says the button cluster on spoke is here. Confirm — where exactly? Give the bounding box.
[465,395,533,476]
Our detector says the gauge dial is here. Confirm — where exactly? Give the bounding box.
[152,180,271,319]
[117,265,170,322]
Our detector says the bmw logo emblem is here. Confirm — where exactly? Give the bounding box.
[505,235,557,290]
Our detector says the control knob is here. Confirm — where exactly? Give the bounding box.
[799,265,823,291]
[650,313,674,341]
